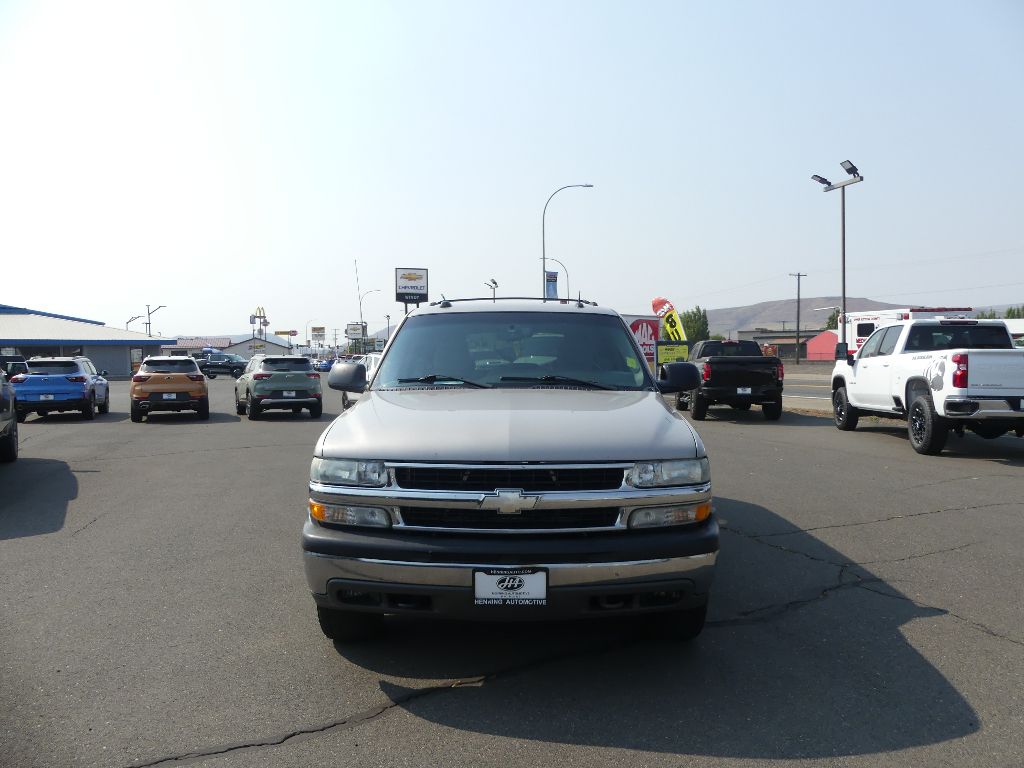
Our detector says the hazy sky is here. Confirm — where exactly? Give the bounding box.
[1,1,1021,337]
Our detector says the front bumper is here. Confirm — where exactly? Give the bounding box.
[303,518,719,620]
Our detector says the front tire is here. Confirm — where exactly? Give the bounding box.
[690,391,708,420]
[908,393,948,455]
[833,386,859,431]
[762,397,782,421]
[316,607,383,642]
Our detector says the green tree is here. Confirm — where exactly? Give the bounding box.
[825,308,839,330]
[681,305,710,343]
[1005,305,1023,319]
[976,309,999,319]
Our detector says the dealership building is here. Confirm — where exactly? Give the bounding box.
[0,304,165,377]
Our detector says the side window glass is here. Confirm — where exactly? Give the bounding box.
[858,329,885,359]
[877,326,901,357]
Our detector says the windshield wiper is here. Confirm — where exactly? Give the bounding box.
[396,374,489,388]
[498,375,613,390]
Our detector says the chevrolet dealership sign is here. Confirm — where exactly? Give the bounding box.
[395,268,428,303]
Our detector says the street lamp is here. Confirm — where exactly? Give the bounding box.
[358,289,380,353]
[125,315,143,330]
[542,184,592,299]
[484,279,498,301]
[385,314,391,341]
[811,160,863,346]
[145,304,165,336]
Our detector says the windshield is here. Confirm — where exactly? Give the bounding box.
[262,357,312,372]
[27,361,80,374]
[374,311,650,390]
[141,359,200,373]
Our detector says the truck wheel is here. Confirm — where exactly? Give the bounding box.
[832,387,859,431]
[648,602,707,642]
[316,607,383,641]
[908,394,949,455]
[130,402,144,423]
[675,393,689,411]
[309,401,323,418]
[762,397,782,421]
[246,393,260,420]
[82,394,95,420]
[690,392,708,420]
[0,417,18,462]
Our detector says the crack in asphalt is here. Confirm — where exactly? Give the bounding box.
[70,516,100,536]
[120,638,640,768]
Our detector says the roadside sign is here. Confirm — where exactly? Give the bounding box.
[656,341,689,364]
[345,322,365,340]
[374,338,385,351]
[629,318,659,364]
[396,268,428,303]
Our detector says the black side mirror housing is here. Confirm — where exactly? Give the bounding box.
[327,362,367,393]
[657,362,700,394]
[834,343,854,365]
[100,370,108,376]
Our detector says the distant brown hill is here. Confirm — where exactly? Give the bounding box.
[707,296,903,336]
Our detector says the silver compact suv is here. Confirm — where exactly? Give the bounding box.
[303,299,717,642]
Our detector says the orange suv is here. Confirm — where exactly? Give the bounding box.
[130,356,210,422]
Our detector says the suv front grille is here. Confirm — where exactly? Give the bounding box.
[393,466,625,492]
[399,506,621,530]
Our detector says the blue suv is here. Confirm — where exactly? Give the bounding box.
[12,357,110,422]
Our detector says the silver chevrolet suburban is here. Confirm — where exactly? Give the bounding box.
[303,298,718,642]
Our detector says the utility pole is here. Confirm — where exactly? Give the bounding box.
[332,329,340,353]
[790,272,806,364]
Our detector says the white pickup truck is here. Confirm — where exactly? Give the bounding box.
[830,319,1024,454]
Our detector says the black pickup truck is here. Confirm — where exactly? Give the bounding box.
[676,340,784,421]
[194,353,247,379]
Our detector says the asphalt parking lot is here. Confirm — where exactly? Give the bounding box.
[2,379,1023,768]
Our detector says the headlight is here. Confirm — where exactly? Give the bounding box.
[310,458,387,487]
[309,500,393,528]
[628,501,712,528]
[627,458,710,487]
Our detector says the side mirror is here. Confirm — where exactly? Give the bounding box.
[327,362,367,393]
[100,370,108,376]
[658,362,700,394]
[835,343,854,366]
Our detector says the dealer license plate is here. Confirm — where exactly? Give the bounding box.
[473,568,547,606]
[737,387,752,395]
[283,390,296,397]
[162,393,177,400]
[40,394,54,401]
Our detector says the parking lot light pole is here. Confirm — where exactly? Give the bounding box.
[358,289,380,353]
[484,279,498,301]
[789,272,806,364]
[812,161,863,346]
[144,304,165,337]
[542,184,592,299]
[125,315,143,330]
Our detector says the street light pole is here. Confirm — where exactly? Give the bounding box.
[385,314,391,341]
[484,279,498,301]
[812,161,863,347]
[542,184,592,299]
[125,315,143,330]
[145,304,165,337]
[789,272,806,364]
[358,289,380,353]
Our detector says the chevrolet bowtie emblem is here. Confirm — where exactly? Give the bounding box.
[479,489,539,515]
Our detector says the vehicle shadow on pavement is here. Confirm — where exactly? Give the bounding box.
[0,458,77,539]
[141,412,240,424]
[684,409,832,428]
[335,496,979,759]
[847,421,1024,464]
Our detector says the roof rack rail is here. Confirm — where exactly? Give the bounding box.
[429,296,598,308]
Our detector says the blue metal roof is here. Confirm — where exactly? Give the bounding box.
[0,304,104,325]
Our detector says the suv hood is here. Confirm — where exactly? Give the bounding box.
[317,388,704,462]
